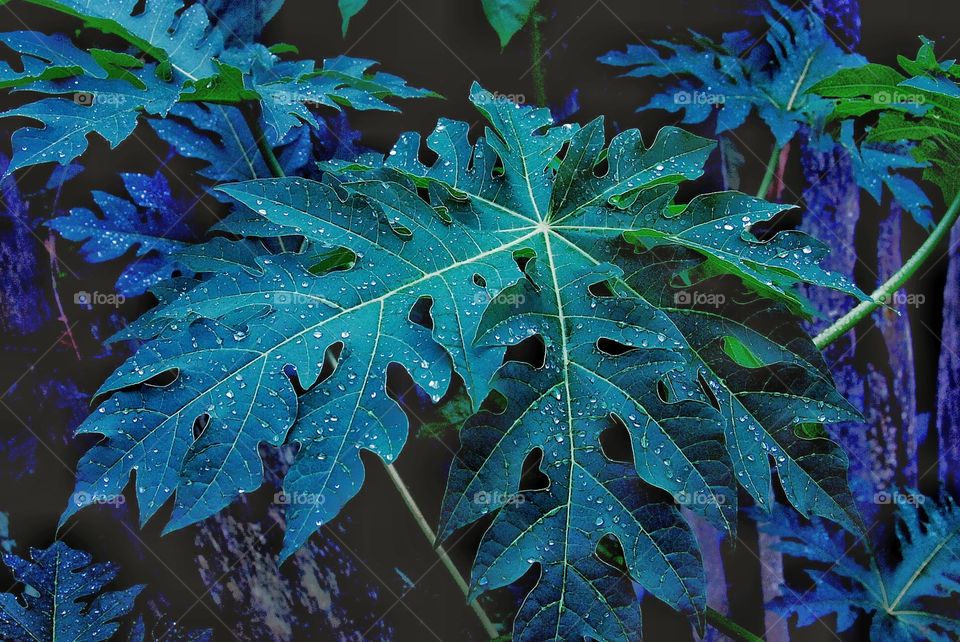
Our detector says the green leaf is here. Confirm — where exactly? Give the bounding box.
[339,0,369,37]
[815,39,960,199]
[67,84,863,641]
[481,0,539,48]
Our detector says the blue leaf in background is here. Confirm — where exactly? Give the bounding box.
[47,171,193,296]
[757,492,960,641]
[600,1,865,146]
[203,0,286,46]
[0,541,143,642]
[836,121,934,229]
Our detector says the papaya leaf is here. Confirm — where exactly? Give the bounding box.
[0,541,143,642]
[47,171,192,296]
[601,0,936,228]
[758,492,960,642]
[0,0,432,172]
[9,0,227,81]
[66,84,864,641]
[600,0,863,146]
[814,37,960,200]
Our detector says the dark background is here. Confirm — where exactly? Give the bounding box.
[1,1,959,640]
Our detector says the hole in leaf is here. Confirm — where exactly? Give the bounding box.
[513,248,534,274]
[698,373,720,411]
[588,280,615,297]
[596,534,627,572]
[389,222,413,239]
[592,151,610,179]
[491,154,505,178]
[656,377,670,403]
[505,335,545,368]
[518,448,549,492]
[596,338,636,356]
[480,388,508,415]
[473,273,487,288]
[600,416,634,463]
[130,0,147,16]
[409,296,434,330]
[192,413,210,440]
[309,247,356,275]
[313,342,344,386]
[143,369,178,388]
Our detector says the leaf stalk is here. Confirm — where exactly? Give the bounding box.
[814,191,960,349]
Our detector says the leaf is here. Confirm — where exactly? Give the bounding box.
[815,38,960,200]
[0,1,433,172]
[339,0,369,37]
[1,62,181,174]
[0,31,106,89]
[600,0,865,146]
[13,0,227,81]
[204,0,286,46]
[215,49,437,145]
[602,0,936,228]
[481,0,539,48]
[47,171,192,296]
[67,84,864,641]
[759,492,960,642]
[0,541,143,642]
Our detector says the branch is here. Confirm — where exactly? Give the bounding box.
[707,607,766,642]
[240,102,285,179]
[815,191,960,349]
[383,463,500,639]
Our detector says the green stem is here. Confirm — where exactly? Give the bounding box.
[814,191,960,349]
[383,463,500,639]
[239,102,288,252]
[707,607,766,642]
[240,102,285,179]
[756,145,781,199]
[530,12,547,106]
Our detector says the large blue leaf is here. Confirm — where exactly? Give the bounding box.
[66,85,864,640]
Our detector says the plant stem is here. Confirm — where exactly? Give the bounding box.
[815,191,960,349]
[707,607,766,642]
[240,102,285,179]
[383,463,500,639]
[530,12,547,106]
[756,144,781,199]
